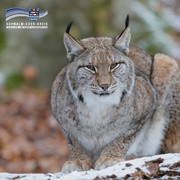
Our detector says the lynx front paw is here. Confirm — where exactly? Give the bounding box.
[94,157,123,170]
[62,159,92,174]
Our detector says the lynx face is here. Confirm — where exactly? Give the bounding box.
[64,21,134,107]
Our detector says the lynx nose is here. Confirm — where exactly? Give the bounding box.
[100,84,110,91]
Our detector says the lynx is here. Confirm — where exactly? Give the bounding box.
[51,15,180,173]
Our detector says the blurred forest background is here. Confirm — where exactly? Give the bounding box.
[0,0,180,173]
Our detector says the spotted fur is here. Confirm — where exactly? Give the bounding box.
[51,17,180,173]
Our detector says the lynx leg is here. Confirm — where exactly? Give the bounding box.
[94,137,133,170]
[163,71,180,153]
[151,53,180,154]
[163,117,180,153]
[62,137,93,173]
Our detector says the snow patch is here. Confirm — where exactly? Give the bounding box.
[0,154,180,179]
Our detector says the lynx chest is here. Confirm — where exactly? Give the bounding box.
[67,101,133,155]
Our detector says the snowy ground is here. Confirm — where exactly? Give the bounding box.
[1,154,180,180]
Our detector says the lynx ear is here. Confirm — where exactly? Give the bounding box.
[64,22,84,61]
[114,15,131,55]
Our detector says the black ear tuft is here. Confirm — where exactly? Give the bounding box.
[113,14,131,55]
[116,15,130,38]
[125,15,130,28]
[66,21,73,34]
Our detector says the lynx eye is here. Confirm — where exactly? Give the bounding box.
[109,63,119,71]
[85,65,96,73]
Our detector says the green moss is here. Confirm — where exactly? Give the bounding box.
[5,72,25,90]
